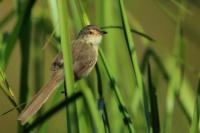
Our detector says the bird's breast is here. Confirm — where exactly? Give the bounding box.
[72,41,98,80]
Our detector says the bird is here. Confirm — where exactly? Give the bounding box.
[18,25,107,125]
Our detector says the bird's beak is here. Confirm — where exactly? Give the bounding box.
[100,30,107,35]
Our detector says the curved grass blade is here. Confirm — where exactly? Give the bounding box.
[141,47,195,122]
[141,48,169,81]
[101,26,155,42]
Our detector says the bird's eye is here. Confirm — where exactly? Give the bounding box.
[89,31,92,34]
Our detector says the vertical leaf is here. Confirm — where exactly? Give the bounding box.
[57,0,77,133]
[147,62,160,133]
[190,76,200,133]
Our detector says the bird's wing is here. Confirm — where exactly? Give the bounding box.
[72,40,98,79]
[51,53,63,76]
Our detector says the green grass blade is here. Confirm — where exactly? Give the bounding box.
[4,0,36,68]
[96,64,111,132]
[141,48,169,81]
[19,12,31,109]
[0,70,20,112]
[164,9,186,132]
[127,12,153,45]
[25,92,82,131]
[68,0,82,31]
[17,1,35,132]
[96,1,121,131]
[99,49,135,132]
[141,47,194,123]
[118,0,148,131]
[118,0,143,88]
[57,0,74,104]
[76,97,92,132]
[48,0,60,37]
[101,26,155,42]
[76,0,90,25]
[79,83,104,133]
[190,76,200,133]
[57,1,78,133]
[147,63,160,133]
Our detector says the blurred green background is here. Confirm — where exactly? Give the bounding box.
[0,0,200,133]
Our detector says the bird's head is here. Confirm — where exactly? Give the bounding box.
[77,25,107,45]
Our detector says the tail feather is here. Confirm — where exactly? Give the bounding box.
[18,71,64,125]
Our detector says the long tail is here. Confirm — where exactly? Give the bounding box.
[18,71,64,125]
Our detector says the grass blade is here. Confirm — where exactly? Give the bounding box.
[79,83,104,133]
[68,0,82,31]
[0,103,25,118]
[48,0,60,37]
[25,92,82,131]
[118,0,149,131]
[0,70,20,112]
[4,0,36,68]
[147,62,160,133]
[101,26,155,42]
[57,1,78,133]
[164,9,186,132]
[99,49,135,132]
[190,76,200,133]
[96,64,111,133]
[141,48,169,81]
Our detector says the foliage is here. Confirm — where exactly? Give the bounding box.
[0,0,199,133]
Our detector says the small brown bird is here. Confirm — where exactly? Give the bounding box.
[18,25,107,125]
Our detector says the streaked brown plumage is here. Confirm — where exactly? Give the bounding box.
[18,25,107,125]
